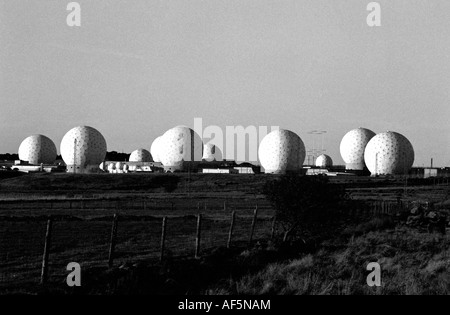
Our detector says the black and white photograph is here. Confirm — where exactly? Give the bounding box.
[0,0,449,302]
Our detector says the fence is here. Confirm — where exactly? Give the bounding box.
[0,196,444,290]
[0,206,275,288]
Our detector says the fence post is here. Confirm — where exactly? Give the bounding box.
[249,206,258,246]
[195,214,202,259]
[40,218,53,285]
[108,214,119,268]
[224,201,226,212]
[227,211,236,248]
[270,216,276,240]
[160,217,167,262]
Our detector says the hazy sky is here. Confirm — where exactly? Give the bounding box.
[1,0,449,166]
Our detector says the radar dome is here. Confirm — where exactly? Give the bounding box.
[60,126,107,173]
[150,136,163,163]
[364,131,414,175]
[258,129,305,174]
[129,148,152,162]
[159,126,203,172]
[315,154,333,168]
[340,128,376,170]
[18,134,57,165]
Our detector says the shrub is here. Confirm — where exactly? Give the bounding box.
[263,174,348,242]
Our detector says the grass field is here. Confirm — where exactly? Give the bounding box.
[0,172,449,294]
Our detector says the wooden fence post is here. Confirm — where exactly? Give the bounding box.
[224,201,226,212]
[108,214,119,268]
[195,214,202,259]
[40,218,53,285]
[270,216,276,240]
[249,206,258,246]
[227,211,236,248]
[160,217,167,262]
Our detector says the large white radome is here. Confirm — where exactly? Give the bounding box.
[158,126,203,171]
[364,131,414,175]
[258,129,305,174]
[150,136,163,163]
[129,148,152,162]
[340,128,376,170]
[60,126,107,170]
[18,135,57,165]
[315,154,333,168]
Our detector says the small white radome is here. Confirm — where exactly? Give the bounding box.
[18,134,57,165]
[129,148,152,162]
[315,154,333,168]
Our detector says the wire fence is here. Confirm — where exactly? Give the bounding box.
[0,206,274,289]
[1,195,448,290]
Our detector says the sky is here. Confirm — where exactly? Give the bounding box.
[0,0,449,167]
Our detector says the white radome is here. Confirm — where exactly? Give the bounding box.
[150,136,163,163]
[60,126,107,171]
[129,148,152,162]
[258,129,305,174]
[202,143,223,162]
[18,134,57,165]
[364,131,414,175]
[158,126,203,171]
[315,154,333,168]
[340,128,376,170]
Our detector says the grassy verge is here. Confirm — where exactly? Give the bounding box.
[209,220,449,295]
[5,216,447,295]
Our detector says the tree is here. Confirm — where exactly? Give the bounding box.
[263,174,347,242]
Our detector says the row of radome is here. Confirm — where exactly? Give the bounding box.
[16,126,414,175]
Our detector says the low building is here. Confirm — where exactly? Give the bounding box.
[234,162,261,174]
[101,161,164,173]
[424,168,438,178]
[202,168,239,174]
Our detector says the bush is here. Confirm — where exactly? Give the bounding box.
[263,174,348,242]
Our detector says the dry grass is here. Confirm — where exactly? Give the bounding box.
[210,225,449,295]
